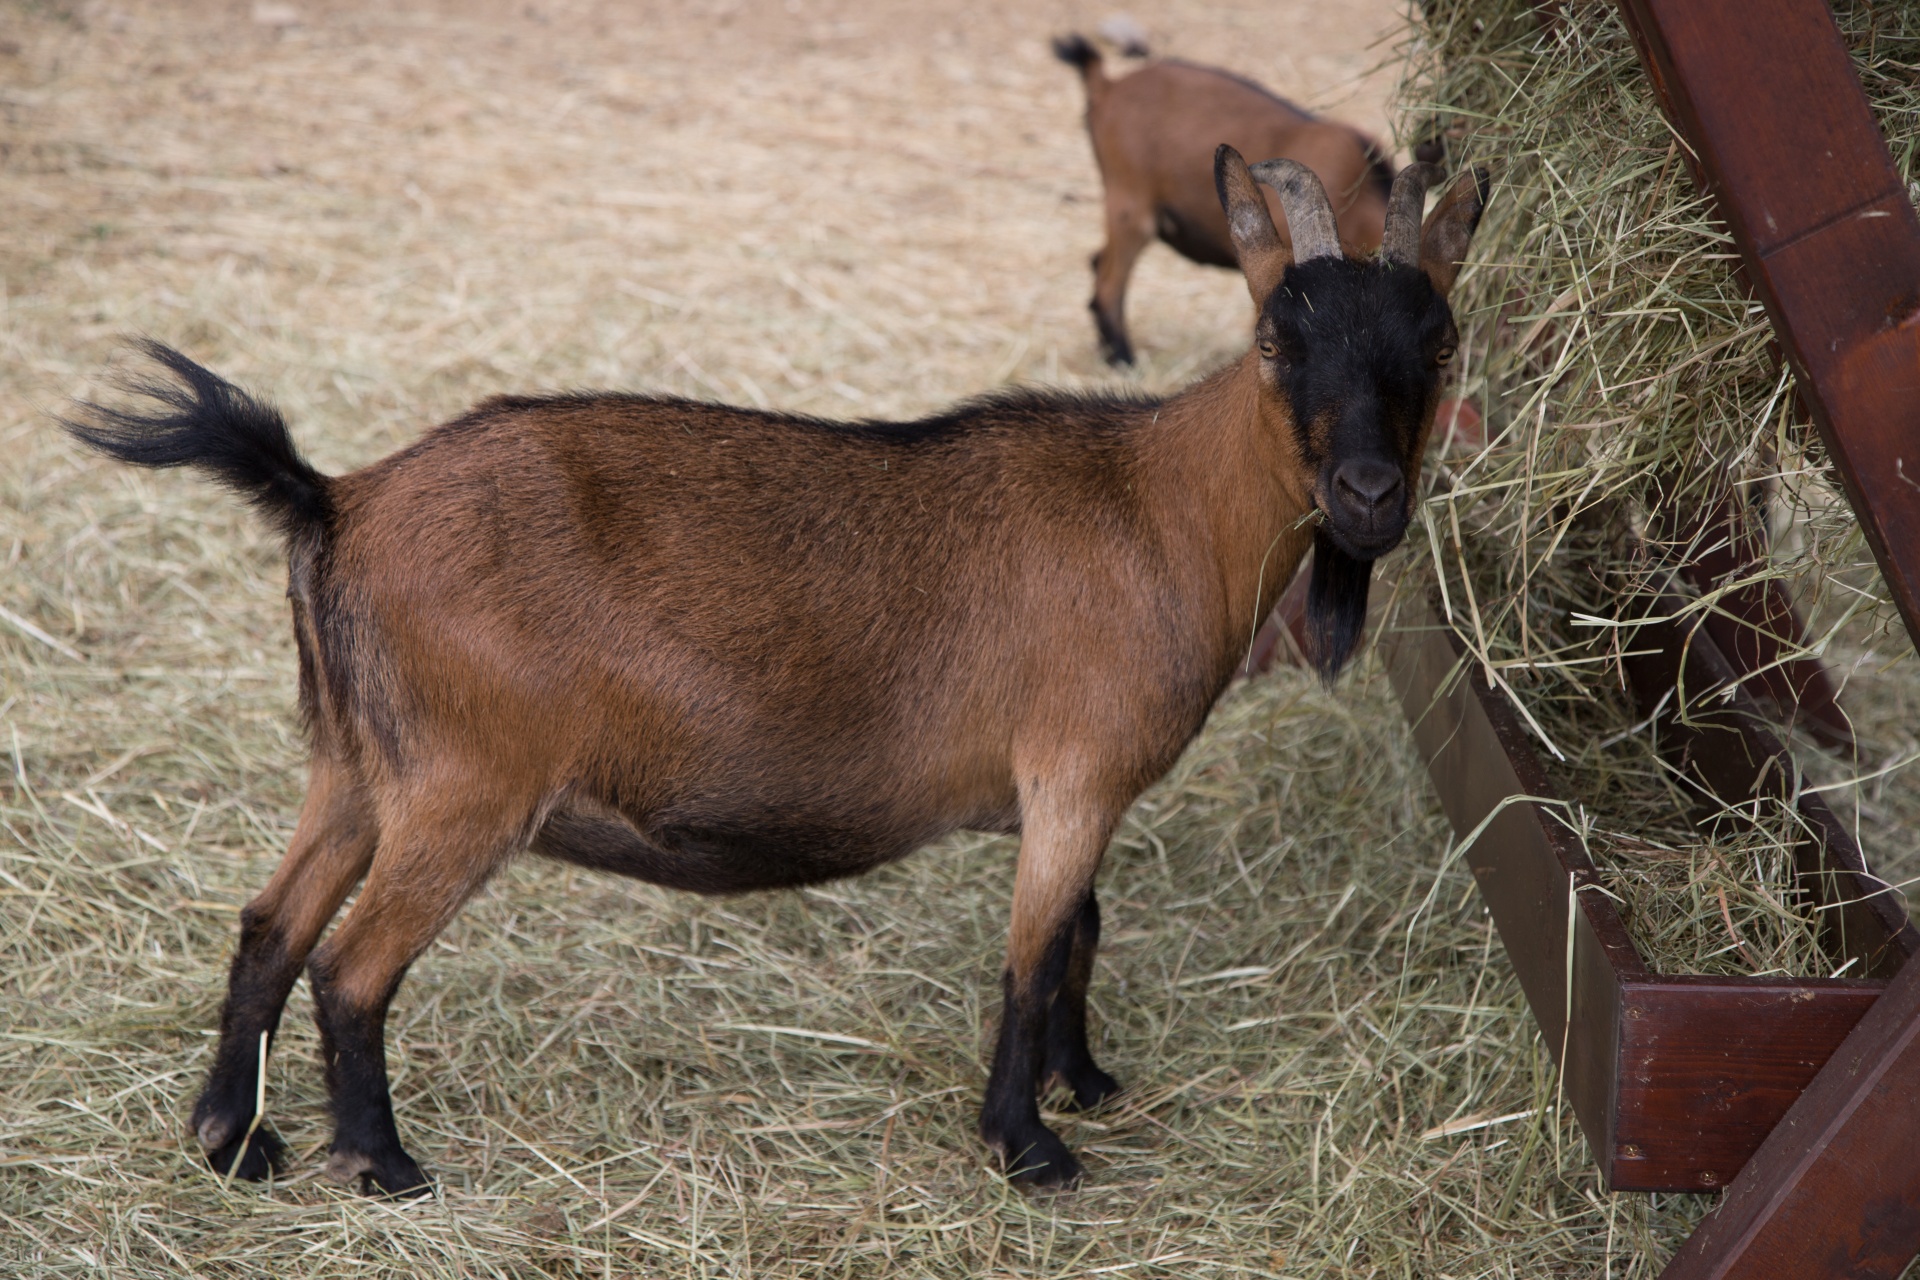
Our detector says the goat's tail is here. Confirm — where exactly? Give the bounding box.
[63,340,333,544]
[1051,33,1109,97]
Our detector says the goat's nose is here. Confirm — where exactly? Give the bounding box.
[1331,459,1404,524]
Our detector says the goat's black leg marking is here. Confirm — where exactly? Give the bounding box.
[1042,892,1119,1111]
[979,915,1080,1187]
[1093,301,1136,368]
[308,957,430,1198]
[190,908,295,1180]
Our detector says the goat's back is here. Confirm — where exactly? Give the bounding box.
[1085,60,1389,262]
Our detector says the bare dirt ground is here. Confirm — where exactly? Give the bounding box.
[1,1,1711,1275]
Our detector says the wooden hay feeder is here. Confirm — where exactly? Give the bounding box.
[1379,0,1920,1273]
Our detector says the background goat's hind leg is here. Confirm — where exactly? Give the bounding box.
[1042,890,1119,1111]
[306,791,519,1196]
[192,753,375,1180]
[1090,203,1151,366]
[979,796,1114,1187]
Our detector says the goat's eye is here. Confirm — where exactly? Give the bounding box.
[1435,346,1456,366]
[1258,340,1280,360]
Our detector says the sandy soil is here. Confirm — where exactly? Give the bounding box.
[5,0,1406,440]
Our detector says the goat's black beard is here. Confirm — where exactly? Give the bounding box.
[1305,528,1373,685]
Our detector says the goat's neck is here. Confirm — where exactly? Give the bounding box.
[1136,352,1317,656]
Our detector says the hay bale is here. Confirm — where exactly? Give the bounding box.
[1400,0,1920,979]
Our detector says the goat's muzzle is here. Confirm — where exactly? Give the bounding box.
[1317,458,1408,561]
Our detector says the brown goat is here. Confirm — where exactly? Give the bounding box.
[1054,34,1393,365]
[66,150,1484,1194]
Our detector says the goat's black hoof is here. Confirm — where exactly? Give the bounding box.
[202,1125,286,1182]
[1046,1063,1121,1112]
[985,1124,1083,1188]
[1090,301,1134,367]
[326,1146,434,1199]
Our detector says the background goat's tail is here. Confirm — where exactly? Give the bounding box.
[63,340,333,542]
[1051,33,1109,98]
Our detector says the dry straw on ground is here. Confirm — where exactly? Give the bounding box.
[1403,0,1920,983]
[0,0,1784,1275]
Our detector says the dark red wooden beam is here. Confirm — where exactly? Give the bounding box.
[1609,0,1920,1274]
[1617,0,1920,643]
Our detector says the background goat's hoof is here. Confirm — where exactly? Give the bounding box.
[201,1126,285,1182]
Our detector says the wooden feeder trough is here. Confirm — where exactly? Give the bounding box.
[1384,598,1917,1194]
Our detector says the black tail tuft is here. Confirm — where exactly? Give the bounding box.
[63,340,332,541]
[1051,33,1100,72]
[1305,530,1373,685]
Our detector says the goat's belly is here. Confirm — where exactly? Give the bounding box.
[1154,203,1236,268]
[531,803,940,893]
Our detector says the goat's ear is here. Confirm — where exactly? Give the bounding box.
[1419,166,1489,297]
[1214,144,1290,307]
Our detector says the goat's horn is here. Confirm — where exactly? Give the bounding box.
[1381,162,1442,268]
[1248,158,1341,263]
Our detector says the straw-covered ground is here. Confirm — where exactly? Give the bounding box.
[0,0,1777,1274]
[1403,0,1920,982]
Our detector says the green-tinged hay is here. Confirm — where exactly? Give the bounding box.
[1399,0,1920,981]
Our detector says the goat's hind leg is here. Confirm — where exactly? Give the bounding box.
[193,754,375,1180]
[1041,891,1119,1111]
[305,788,520,1196]
[1090,203,1151,366]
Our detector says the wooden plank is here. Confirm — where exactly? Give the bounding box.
[1238,564,1310,676]
[1616,0,1920,642]
[1657,957,1920,1277]
[1612,978,1882,1192]
[1385,608,1634,1170]
[1648,491,1853,750]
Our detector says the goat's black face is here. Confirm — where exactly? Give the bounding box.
[1257,256,1456,562]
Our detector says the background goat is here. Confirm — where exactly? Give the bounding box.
[1054,33,1394,365]
[65,149,1483,1194]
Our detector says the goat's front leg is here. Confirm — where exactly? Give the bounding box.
[980,796,1114,1187]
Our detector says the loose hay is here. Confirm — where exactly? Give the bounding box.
[1403,0,1920,983]
[0,0,1748,1274]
